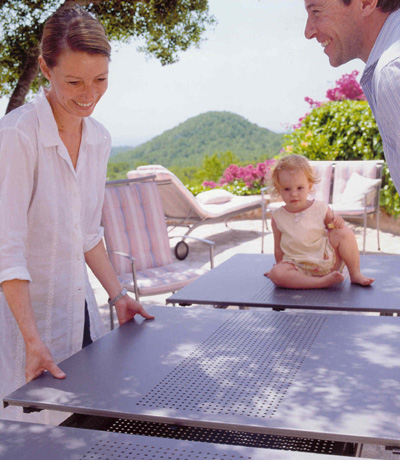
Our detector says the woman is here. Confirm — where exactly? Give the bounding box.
[0,5,153,423]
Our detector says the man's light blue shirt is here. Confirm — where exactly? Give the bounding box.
[361,9,400,194]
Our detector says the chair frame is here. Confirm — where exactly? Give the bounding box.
[332,160,383,253]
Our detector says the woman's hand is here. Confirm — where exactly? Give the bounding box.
[115,295,155,326]
[25,340,66,383]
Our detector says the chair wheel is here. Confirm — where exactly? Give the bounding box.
[175,241,189,260]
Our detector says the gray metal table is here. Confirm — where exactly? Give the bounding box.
[167,253,400,313]
[4,306,400,451]
[0,420,369,460]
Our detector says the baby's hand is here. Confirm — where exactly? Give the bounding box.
[328,216,345,229]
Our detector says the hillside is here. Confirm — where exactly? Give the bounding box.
[109,111,284,169]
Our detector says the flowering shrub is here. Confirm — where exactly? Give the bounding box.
[188,159,276,196]
[283,70,400,216]
[292,70,366,130]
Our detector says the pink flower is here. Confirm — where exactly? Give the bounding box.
[202,181,218,188]
[326,70,366,101]
[211,159,276,193]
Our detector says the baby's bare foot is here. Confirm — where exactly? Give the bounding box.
[350,272,374,286]
[322,271,344,287]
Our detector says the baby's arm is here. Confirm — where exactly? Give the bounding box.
[271,216,284,263]
[264,217,283,277]
[325,207,345,229]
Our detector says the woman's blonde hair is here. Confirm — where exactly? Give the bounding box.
[40,4,111,69]
[271,154,319,194]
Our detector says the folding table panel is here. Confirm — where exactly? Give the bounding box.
[0,420,369,460]
[4,307,400,448]
[167,253,400,313]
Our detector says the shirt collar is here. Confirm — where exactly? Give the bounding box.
[34,87,103,148]
[364,9,400,70]
[34,88,62,148]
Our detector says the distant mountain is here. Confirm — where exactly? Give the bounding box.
[110,145,134,157]
[109,111,284,168]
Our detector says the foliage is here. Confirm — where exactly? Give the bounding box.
[284,100,382,161]
[1,0,215,111]
[194,151,239,183]
[109,111,283,169]
[106,161,131,181]
[283,73,400,217]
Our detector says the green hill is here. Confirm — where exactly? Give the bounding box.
[109,111,284,169]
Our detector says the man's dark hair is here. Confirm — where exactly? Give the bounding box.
[342,0,400,12]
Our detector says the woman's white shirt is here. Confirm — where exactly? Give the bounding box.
[0,89,110,422]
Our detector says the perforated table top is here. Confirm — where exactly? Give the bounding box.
[167,253,400,313]
[0,420,371,460]
[4,307,400,447]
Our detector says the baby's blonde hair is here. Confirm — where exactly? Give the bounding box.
[271,154,319,194]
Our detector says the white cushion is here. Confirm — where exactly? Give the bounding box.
[337,172,380,207]
[196,189,234,205]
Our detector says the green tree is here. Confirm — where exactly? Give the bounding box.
[1,0,215,113]
[106,161,131,181]
[195,151,239,183]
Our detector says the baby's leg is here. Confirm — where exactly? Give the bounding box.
[266,262,344,289]
[328,227,374,286]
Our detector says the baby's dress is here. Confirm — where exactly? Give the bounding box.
[273,200,336,276]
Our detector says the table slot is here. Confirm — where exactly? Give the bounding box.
[62,413,357,457]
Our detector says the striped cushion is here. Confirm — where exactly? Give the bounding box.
[309,161,333,203]
[102,181,173,276]
[118,263,208,296]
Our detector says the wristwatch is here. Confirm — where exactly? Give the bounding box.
[108,288,128,307]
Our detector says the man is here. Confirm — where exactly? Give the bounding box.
[304,0,400,193]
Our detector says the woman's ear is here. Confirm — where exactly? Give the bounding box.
[38,56,51,81]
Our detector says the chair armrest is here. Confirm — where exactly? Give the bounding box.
[106,250,136,263]
[169,235,215,269]
[182,236,215,268]
[106,250,139,304]
[182,235,215,247]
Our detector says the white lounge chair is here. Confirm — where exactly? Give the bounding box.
[127,165,268,259]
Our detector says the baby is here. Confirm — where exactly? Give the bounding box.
[265,154,374,289]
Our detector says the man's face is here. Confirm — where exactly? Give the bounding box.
[304,0,365,66]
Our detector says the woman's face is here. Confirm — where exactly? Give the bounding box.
[39,50,109,121]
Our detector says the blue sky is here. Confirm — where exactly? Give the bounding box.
[0,0,366,147]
